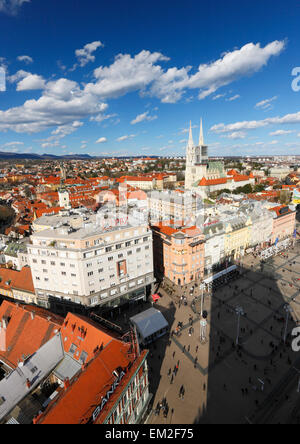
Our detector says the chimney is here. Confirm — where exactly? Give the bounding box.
[26,379,31,389]
[31,312,35,320]
[2,318,7,330]
[64,378,70,390]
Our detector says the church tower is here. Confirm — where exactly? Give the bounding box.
[185,119,209,190]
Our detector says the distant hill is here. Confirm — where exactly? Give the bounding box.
[0,152,93,160]
[0,152,160,160]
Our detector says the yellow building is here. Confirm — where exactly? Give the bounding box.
[224,217,252,260]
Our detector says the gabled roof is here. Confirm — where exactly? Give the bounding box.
[0,334,64,422]
[0,301,63,369]
[0,267,34,293]
[60,313,119,366]
[38,340,146,424]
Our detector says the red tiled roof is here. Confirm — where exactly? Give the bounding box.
[38,341,146,424]
[61,313,119,365]
[0,301,63,369]
[269,205,293,217]
[0,267,35,293]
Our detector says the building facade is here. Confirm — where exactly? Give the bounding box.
[269,205,296,244]
[152,224,205,286]
[27,213,155,313]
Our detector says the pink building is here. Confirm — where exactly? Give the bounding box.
[269,205,296,244]
[152,223,205,286]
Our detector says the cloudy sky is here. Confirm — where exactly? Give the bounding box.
[0,0,300,157]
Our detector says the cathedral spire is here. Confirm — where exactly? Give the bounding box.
[188,121,194,148]
[199,118,204,146]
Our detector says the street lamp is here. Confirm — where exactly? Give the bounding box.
[283,304,292,344]
[200,319,207,343]
[235,306,244,346]
[200,287,204,318]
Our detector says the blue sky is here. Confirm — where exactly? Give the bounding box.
[0,0,300,157]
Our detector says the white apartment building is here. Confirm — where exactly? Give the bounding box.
[27,213,155,313]
[202,221,225,275]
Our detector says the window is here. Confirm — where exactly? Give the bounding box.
[106,246,112,253]
[60,263,66,267]
[116,244,122,250]
[69,343,77,355]
[79,351,88,364]
[88,271,94,277]
[51,261,56,266]
[61,272,66,276]
[108,257,113,262]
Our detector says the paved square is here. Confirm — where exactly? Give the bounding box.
[145,240,300,424]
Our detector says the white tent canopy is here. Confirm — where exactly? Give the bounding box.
[130,308,168,344]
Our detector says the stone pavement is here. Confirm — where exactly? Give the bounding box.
[146,240,300,424]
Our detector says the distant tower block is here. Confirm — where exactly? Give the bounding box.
[59,163,67,183]
[59,190,71,209]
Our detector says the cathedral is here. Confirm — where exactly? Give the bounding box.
[185,120,225,190]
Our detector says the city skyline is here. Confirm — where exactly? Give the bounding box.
[0,0,300,157]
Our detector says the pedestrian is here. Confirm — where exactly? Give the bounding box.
[173,351,176,359]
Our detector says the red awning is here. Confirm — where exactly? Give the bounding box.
[152,294,160,302]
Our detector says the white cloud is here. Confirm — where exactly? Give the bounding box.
[152,40,285,102]
[0,77,108,133]
[0,0,30,15]
[85,50,170,99]
[0,40,286,136]
[17,55,33,64]
[255,96,278,110]
[223,131,246,139]
[74,41,104,68]
[90,113,117,123]
[269,129,293,136]
[116,134,136,142]
[211,111,300,134]
[8,70,31,83]
[96,137,107,144]
[17,74,46,91]
[227,94,240,101]
[131,111,157,125]
[212,93,226,100]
